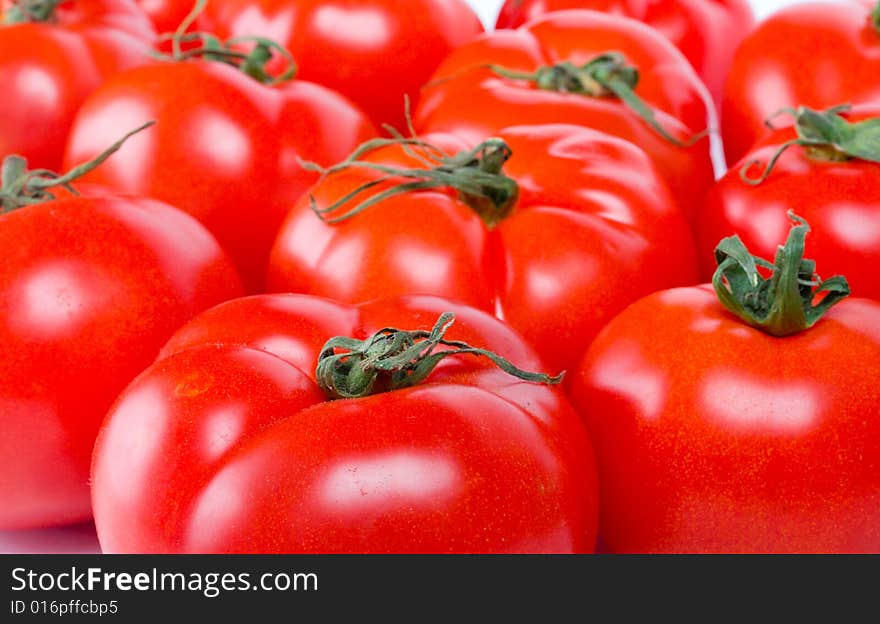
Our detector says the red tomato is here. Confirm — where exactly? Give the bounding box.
[0,0,155,171]
[415,10,715,222]
[722,0,880,166]
[571,218,880,553]
[697,104,880,300]
[267,124,698,372]
[63,56,376,292]
[495,0,754,107]
[91,293,599,553]
[136,0,191,33]
[195,0,484,131]
[0,191,243,530]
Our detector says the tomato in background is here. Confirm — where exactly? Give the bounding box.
[415,10,715,222]
[697,104,880,300]
[495,0,755,107]
[0,182,243,529]
[572,218,880,553]
[92,293,599,553]
[63,47,376,293]
[0,0,155,171]
[267,124,698,373]
[722,0,880,165]
[195,0,484,131]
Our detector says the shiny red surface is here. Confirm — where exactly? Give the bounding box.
[267,124,699,372]
[92,294,599,553]
[0,196,243,529]
[573,285,880,553]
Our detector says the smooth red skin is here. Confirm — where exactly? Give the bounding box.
[496,0,754,107]
[0,0,155,171]
[92,293,599,553]
[0,196,243,530]
[196,0,484,131]
[697,110,880,300]
[267,124,698,372]
[136,0,192,33]
[62,61,376,293]
[414,11,715,222]
[722,0,880,166]
[571,285,880,553]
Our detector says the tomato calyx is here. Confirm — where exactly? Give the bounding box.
[741,105,880,184]
[2,0,62,24]
[302,135,520,229]
[0,122,154,212]
[873,1,880,35]
[712,212,850,337]
[487,53,706,147]
[155,0,296,86]
[316,312,564,400]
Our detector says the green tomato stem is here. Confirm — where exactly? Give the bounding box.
[316,312,564,400]
[712,212,850,337]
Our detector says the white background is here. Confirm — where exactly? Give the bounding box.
[0,0,849,555]
[465,0,815,28]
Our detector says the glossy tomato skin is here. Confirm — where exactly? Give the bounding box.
[572,285,880,553]
[722,0,880,165]
[0,0,155,171]
[267,124,699,372]
[0,195,243,530]
[495,0,754,107]
[697,107,880,300]
[415,10,715,222]
[63,60,376,292]
[196,0,484,131]
[92,294,599,553]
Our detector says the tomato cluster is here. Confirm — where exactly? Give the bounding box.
[1,0,879,554]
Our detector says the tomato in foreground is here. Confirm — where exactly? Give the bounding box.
[91,294,598,553]
[722,0,880,165]
[572,216,880,553]
[0,0,155,171]
[196,0,484,131]
[698,104,880,299]
[267,124,698,372]
[495,0,754,107]
[415,10,715,221]
[0,143,243,529]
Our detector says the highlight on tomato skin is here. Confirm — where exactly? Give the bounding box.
[90,293,600,554]
[570,216,880,554]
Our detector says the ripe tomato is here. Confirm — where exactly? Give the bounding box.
[572,217,880,553]
[267,124,698,372]
[196,0,484,131]
[495,0,754,107]
[63,52,376,292]
[0,183,243,529]
[697,104,880,300]
[91,293,599,553]
[415,10,715,221]
[722,0,880,166]
[0,0,155,171]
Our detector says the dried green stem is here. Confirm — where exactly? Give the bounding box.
[741,105,880,184]
[317,312,564,400]
[302,135,520,229]
[2,0,62,24]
